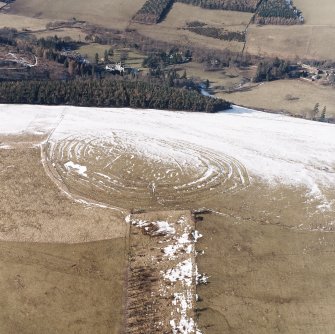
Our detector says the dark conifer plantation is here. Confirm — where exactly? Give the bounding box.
[0,79,231,113]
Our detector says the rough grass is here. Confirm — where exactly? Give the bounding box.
[246,25,335,60]
[159,3,252,31]
[0,135,127,243]
[0,13,50,30]
[197,211,335,333]
[0,238,126,334]
[0,135,128,333]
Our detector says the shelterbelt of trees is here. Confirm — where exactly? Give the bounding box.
[0,79,230,112]
[184,21,245,42]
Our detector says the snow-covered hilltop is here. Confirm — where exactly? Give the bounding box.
[0,104,334,207]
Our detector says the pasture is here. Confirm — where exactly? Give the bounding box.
[8,0,147,30]
[132,2,250,53]
[217,79,335,118]
[0,13,50,30]
[246,0,335,60]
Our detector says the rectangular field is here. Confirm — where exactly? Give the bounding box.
[8,0,147,29]
[132,2,251,53]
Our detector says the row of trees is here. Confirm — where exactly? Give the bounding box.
[132,0,174,24]
[0,79,231,112]
[185,22,245,42]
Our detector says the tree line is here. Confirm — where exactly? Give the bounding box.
[0,78,231,112]
[184,21,245,42]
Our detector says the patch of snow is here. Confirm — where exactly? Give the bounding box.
[192,230,203,242]
[154,220,176,236]
[164,259,193,286]
[0,144,12,149]
[64,161,87,177]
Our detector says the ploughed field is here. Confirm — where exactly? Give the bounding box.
[0,104,335,333]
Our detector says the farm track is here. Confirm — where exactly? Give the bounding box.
[124,211,198,334]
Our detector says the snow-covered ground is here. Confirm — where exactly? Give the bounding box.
[0,104,334,203]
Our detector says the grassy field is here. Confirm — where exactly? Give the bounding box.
[0,13,50,30]
[197,211,335,333]
[0,135,128,334]
[193,158,335,333]
[180,61,255,90]
[0,238,126,334]
[0,135,127,243]
[246,25,335,60]
[159,3,252,31]
[8,0,147,30]
[294,0,334,25]
[246,0,335,60]
[32,27,88,41]
[131,2,250,53]
[217,79,335,118]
